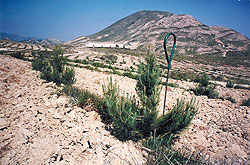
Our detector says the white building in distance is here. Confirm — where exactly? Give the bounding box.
[85,42,125,48]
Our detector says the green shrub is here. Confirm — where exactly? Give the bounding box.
[63,85,81,98]
[226,79,234,88]
[40,63,53,82]
[193,84,218,99]
[168,82,178,87]
[63,85,98,108]
[241,98,250,107]
[84,65,95,71]
[32,45,76,86]
[192,73,218,99]
[104,54,118,64]
[234,85,250,90]
[130,66,135,72]
[206,85,219,99]
[102,77,120,122]
[144,131,200,164]
[61,67,76,86]
[77,90,92,107]
[112,95,142,141]
[214,74,224,81]
[136,53,162,112]
[109,69,122,76]
[136,53,162,137]
[122,71,136,79]
[102,77,198,142]
[102,77,141,140]
[92,62,105,68]
[226,97,236,103]
[161,81,178,88]
[32,52,49,72]
[169,70,197,82]
[155,98,198,138]
[10,52,25,60]
[169,70,186,81]
[194,73,209,87]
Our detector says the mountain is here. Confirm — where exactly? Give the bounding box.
[67,10,250,55]
[0,32,62,46]
[22,38,63,46]
[0,32,33,42]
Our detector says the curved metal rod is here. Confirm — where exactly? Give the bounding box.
[163,32,176,115]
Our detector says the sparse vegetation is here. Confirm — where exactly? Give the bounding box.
[192,73,218,99]
[67,58,120,71]
[161,82,178,87]
[156,98,198,137]
[193,84,218,99]
[63,85,103,109]
[0,9,250,164]
[226,96,236,103]
[32,45,76,86]
[136,53,162,117]
[234,85,250,90]
[168,70,197,82]
[99,52,198,164]
[102,77,141,140]
[226,79,234,88]
[122,71,136,79]
[144,131,201,164]
[241,98,250,107]
[174,53,250,68]
[102,54,118,64]
[9,52,25,60]
[62,53,198,165]
[212,74,224,81]
[194,72,209,87]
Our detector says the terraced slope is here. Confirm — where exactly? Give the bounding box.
[0,40,51,52]
[22,38,63,46]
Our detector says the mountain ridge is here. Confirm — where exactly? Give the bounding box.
[22,38,63,46]
[0,32,36,42]
[66,10,250,56]
[0,32,62,46]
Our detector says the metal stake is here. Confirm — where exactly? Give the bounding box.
[163,32,176,115]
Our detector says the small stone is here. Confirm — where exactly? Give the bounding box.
[0,118,8,130]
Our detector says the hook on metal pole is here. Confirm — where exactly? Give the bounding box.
[163,32,176,115]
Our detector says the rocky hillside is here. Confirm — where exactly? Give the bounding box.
[0,32,62,46]
[22,38,63,46]
[0,39,52,52]
[67,10,250,56]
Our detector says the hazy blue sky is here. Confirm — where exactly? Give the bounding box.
[0,0,249,41]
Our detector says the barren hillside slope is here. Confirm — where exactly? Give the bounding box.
[66,10,250,56]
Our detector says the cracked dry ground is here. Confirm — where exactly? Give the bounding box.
[74,66,250,164]
[0,56,145,165]
[1,55,250,164]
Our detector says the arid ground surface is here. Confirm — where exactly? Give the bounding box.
[0,53,250,164]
